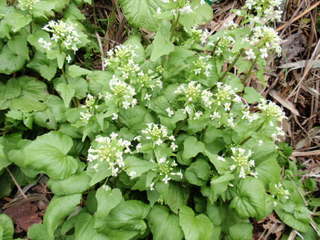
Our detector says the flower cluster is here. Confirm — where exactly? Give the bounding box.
[103,44,163,100]
[188,28,210,45]
[251,26,282,56]
[161,0,206,15]
[154,157,182,185]
[229,147,257,178]
[104,45,139,78]
[258,99,286,122]
[190,55,213,77]
[271,183,290,206]
[140,123,175,147]
[214,82,241,106]
[17,0,39,11]
[88,133,131,176]
[104,76,137,110]
[41,20,81,52]
[244,0,283,23]
[211,35,236,57]
[175,81,203,104]
[80,94,96,123]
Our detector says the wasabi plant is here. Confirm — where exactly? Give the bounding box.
[0,0,318,239]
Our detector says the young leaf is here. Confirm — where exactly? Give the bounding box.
[9,131,80,180]
[185,158,211,186]
[48,172,91,196]
[178,0,213,29]
[156,182,189,214]
[182,136,205,161]
[124,156,156,178]
[94,187,123,229]
[147,205,183,240]
[243,87,262,104]
[56,83,76,107]
[179,206,214,240]
[27,51,58,81]
[230,178,268,219]
[44,194,82,239]
[0,34,29,74]
[0,214,14,240]
[118,0,164,31]
[151,22,175,61]
[97,200,150,238]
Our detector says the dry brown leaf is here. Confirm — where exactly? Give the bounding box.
[269,90,300,116]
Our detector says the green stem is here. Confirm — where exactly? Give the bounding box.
[217,48,244,83]
[239,120,265,146]
[242,57,257,83]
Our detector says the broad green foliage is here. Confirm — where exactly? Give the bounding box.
[0,0,318,239]
[0,214,14,240]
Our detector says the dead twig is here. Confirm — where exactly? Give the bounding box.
[277,2,320,32]
[6,168,28,200]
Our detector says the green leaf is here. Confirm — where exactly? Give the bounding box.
[185,159,211,186]
[209,174,234,202]
[256,157,281,187]
[123,35,145,63]
[120,106,153,133]
[124,156,156,178]
[0,7,31,37]
[10,131,80,180]
[8,76,48,112]
[118,0,164,31]
[0,214,14,240]
[44,194,81,239]
[151,23,175,61]
[71,212,108,240]
[228,223,253,240]
[27,51,58,81]
[94,187,123,230]
[48,172,91,195]
[27,223,50,240]
[0,34,29,74]
[243,87,262,104]
[179,206,214,240]
[156,182,189,214]
[98,200,150,239]
[147,205,183,240]
[56,83,76,107]
[230,178,268,219]
[178,0,213,29]
[275,204,311,233]
[224,73,244,92]
[67,65,91,78]
[182,136,205,161]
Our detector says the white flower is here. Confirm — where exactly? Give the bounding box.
[245,49,256,60]
[166,108,174,117]
[260,48,268,58]
[258,99,286,122]
[87,134,131,176]
[42,20,82,52]
[38,38,52,50]
[179,4,193,14]
[162,175,171,184]
[66,55,72,63]
[210,112,221,120]
[111,113,118,120]
[170,142,178,151]
[230,147,256,178]
[194,111,203,120]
